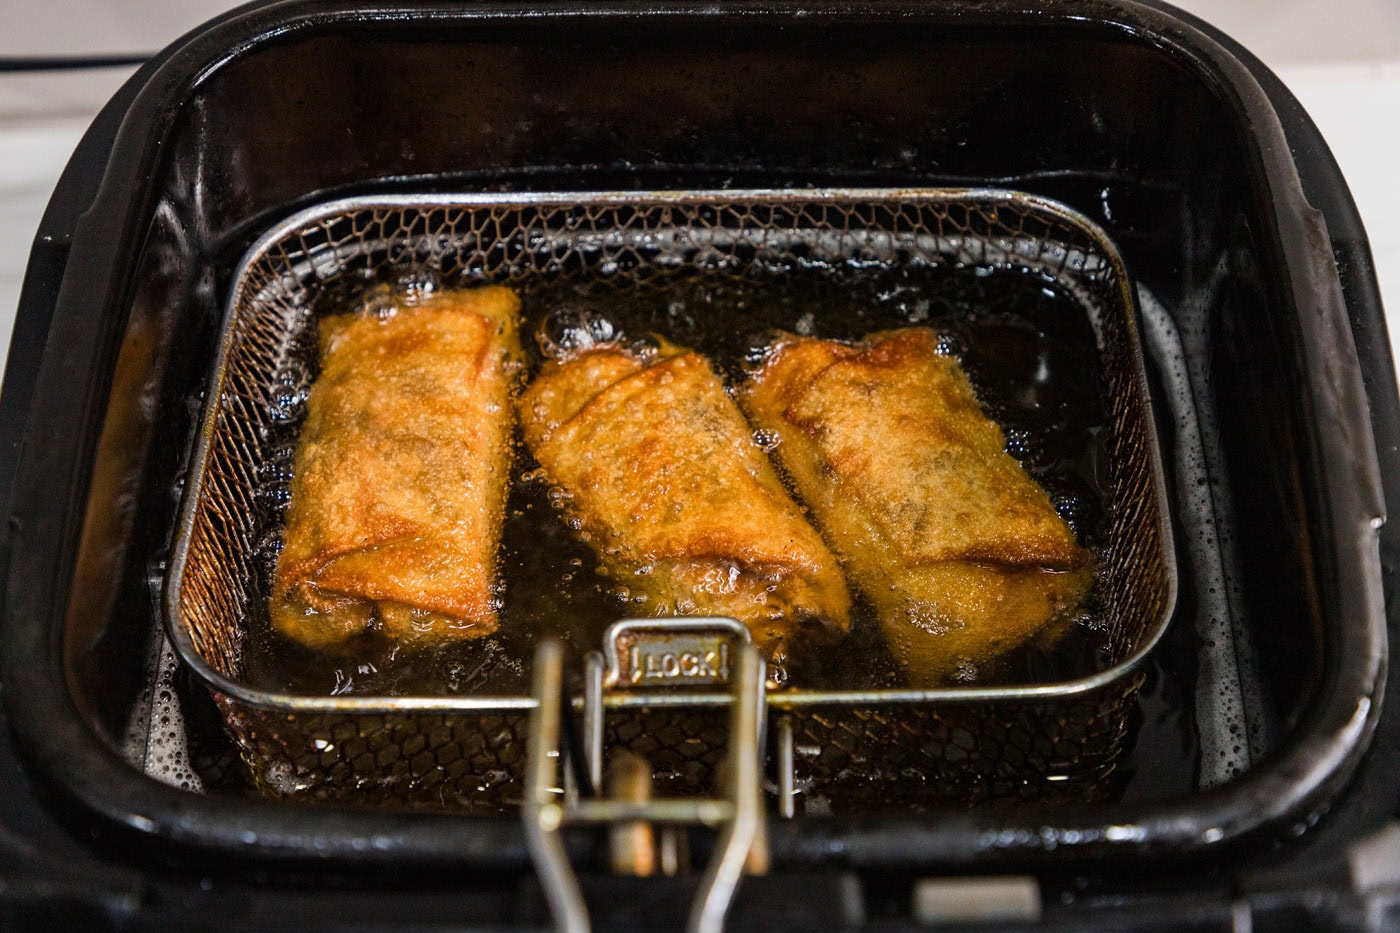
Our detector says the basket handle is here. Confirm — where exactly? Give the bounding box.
[522,629,768,933]
[601,616,752,691]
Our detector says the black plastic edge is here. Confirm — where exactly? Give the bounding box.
[1154,0,1400,890]
[0,0,1388,871]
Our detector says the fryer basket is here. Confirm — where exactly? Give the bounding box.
[165,189,1175,811]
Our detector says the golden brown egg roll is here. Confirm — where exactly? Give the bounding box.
[270,286,522,651]
[742,328,1091,683]
[518,337,851,662]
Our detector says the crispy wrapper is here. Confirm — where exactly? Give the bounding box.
[742,328,1091,683]
[270,286,522,651]
[518,338,851,662]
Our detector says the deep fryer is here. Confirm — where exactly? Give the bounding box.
[1,1,1397,929]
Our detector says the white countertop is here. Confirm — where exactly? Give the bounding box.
[3,4,1398,390]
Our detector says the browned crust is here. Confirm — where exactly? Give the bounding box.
[518,340,852,659]
[269,286,521,651]
[743,327,1091,682]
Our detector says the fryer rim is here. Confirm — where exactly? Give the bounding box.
[0,0,1386,870]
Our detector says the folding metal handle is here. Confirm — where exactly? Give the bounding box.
[522,625,768,933]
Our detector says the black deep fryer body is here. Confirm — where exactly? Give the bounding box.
[1,0,1397,928]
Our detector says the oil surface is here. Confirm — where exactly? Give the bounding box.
[242,262,1114,698]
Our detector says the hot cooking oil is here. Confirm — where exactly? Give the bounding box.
[243,262,1114,698]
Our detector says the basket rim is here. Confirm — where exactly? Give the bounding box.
[162,185,1178,716]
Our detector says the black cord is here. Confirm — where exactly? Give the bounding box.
[0,54,151,72]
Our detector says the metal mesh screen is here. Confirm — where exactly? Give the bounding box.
[167,190,1172,810]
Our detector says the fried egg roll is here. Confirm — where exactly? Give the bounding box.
[270,286,522,651]
[518,336,851,662]
[742,328,1091,683]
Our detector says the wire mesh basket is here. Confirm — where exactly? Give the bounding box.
[165,189,1175,812]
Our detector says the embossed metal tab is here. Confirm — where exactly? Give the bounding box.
[603,618,751,690]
